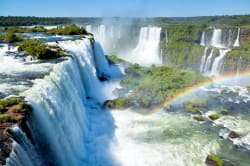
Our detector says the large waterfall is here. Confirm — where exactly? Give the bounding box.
[126,27,162,66]
[6,39,119,166]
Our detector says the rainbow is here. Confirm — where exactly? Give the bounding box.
[149,70,250,114]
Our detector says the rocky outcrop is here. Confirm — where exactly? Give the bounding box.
[0,97,30,165]
[240,28,250,43]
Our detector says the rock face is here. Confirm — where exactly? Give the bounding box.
[0,97,30,165]
[240,29,250,43]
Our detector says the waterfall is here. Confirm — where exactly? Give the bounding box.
[6,126,44,166]
[6,39,114,165]
[126,27,162,66]
[98,25,106,47]
[210,29,222,48]
[200,47,209,73]
[165,30,168,43]
[203,48,214,74]
[200,32,205,46]
[233,28,240,47]
[210,49,231,76]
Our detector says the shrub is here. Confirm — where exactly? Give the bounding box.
[7,97,21,106]
[47,24,88,35]
[5,30,23,43]
[18,39,67,59]
[0,99,8,107]
[206,155,223,166]
[209,113,220,120]
[9,103,24,113]
[0,114,12,123]
[194,115,204,121]
[221,108,229,115]
[106,55,125,64]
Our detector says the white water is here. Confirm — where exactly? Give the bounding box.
[125,27,162,66]
[203,48,214,74]
[165,30,168,43]
[111,110,220,166]
[210,29,222,48]
[200,32,205,46]
[85,24,122,53]
[210,49,231,76]
[233,28,240,47]
[200,47,208,73]
[85,25,92,33]
[7,39,119,165]
[6,126,43,166]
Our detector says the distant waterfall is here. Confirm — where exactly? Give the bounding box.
[210,29,222,48]
[126,27,162,66]
[199,47,208,73]
[199,28,241,76]
[200,32,205,46]
[210,49,231,76]
[233,28,240,47]
[86,25,92,33]
[85,24,122,53]
[165,30,168,43]
[6,39,114,165]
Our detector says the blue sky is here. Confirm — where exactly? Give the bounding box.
[1,0,250,17]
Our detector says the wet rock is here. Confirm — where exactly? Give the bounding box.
[228,131,240,139]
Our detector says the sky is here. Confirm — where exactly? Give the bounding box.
[1,0,250,17]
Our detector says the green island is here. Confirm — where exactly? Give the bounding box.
[105,57,209,110]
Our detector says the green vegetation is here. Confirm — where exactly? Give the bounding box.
[107,64,208,109]
[0,16,70,26]
[4,30,23,43]
[161,25,217,70]
[46,24,89,35]
[154,15,250,27]
[183,99,207,114]
[221,108,229,115]
[18,39,67,59]
[225,41,250,72]
[206,155,224,166]
[106,55,126,64]
[247,86,250,92]
[0,26,48,33]
[209,113,220,120]
[0,97,29,124]
[194,115,205,121]
[105,98,128,109]
[0,114,14,123]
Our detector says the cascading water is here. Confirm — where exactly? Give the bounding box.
[200,47,208,73]
[200,28,241,76]
[210,29,222,48]
[210,49,231,76]
[233,28,240,47]
[126,27,162,66]
[200,32,206,46]
[165,30,168,43]
[6,39,118,166]
[203,48,214,74]
[86,25,92,33]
